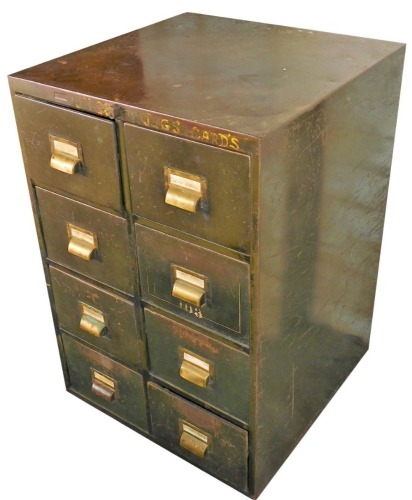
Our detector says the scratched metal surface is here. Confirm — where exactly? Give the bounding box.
[8,13,405,499]
[145,307,250,424]
[63,333,148,431]
[148,381,249,492]
[135,223,250,347]
[36,187,134,295]
[9,13,403,137]
[12,94,123,212]
[50,266,145,369]
[124,123,251,252]
[251,45,405,497]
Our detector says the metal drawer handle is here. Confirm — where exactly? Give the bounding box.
[179,422,210,458]
[164,168,206,213]
[165,185,201,213]
[91,370,116,402]
[67,224,98,261]
[49,135,82,175]
[172,267,206,307]
[173,280,205,307]
[50,153,81,175]
[80,303,107,337]
[179,350,211,388]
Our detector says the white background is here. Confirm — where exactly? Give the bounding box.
[1,2,411,499]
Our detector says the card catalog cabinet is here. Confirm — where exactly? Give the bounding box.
[9,13,404,498]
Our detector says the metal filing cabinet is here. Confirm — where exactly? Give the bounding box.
[9,13,404,498]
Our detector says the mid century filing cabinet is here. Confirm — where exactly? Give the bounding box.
[9,13,404,498]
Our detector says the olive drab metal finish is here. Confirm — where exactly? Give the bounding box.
[63,334,148,430]
[136,223,250,345]
[148,382,249,492]
[36,187,134,294]
[125,125,251,252]
[145,308,250,424]
[8,13,404,499]
[13,95,122,212]
[50,266,145,369]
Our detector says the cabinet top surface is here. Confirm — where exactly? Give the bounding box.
[10,13,403,137]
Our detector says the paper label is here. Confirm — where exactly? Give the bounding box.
[169,173,202,193]
[82,304,105,324]
[182,423,208,443]
[183,351,210,372]
[176,269,205,289]
[53,139,79,158]
[93,371,115,389]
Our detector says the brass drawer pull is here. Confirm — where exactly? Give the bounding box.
[67,224,98,261]
[173,280,205,307]
[91,370,116,402]
[165,186,201,213]
[50,154,80,175]
[179,421,210,458]
[49,135,82,175]
[164,168,206,213]
[179,350,212,388]
[79,303,107,337]
[172,267,206,307]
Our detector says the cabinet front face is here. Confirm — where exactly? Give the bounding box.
[125,124,251,253]
[36,187,134,295]
[17,94,252,495]
[136,224,250,346]
[14,95,122,211]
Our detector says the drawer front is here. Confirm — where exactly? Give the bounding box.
[63,334,148,431]
[136,224,250,346]
[37,188,134,294]
[14,95,122,211]
[50,266,144,369]
[146,308,249,424]
[124,124,250,253]
[148,382,248,492]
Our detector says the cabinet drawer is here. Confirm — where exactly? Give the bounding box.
[14,95,122,211]
[136,224,250,346]
[124,125,250,253]
[37,188,133,294]
[146,308,249,424]
[63,334,148,431]
[148,382,248,492]
[50,266,144,369]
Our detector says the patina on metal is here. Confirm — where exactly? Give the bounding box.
[49,135,82,175]
[79,302,107,337]
[179,420,211,458]
[145,307,250,424]
[67,223,98,261]
[9,13,405,499]
[91,369,116,402]
[63,334,148,431]
[49,266,144,369]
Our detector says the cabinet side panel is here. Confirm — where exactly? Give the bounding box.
[252,47,405,497]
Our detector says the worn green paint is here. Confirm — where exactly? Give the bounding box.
[9,12,405,499]
[145,308,249,424]
[36,187,134,295]
[50,266,145,369]
[125,124,251,254]
[63,334,148,431]
[13,95,122,213]
[148,382,248,492]
[136,223,250,346]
